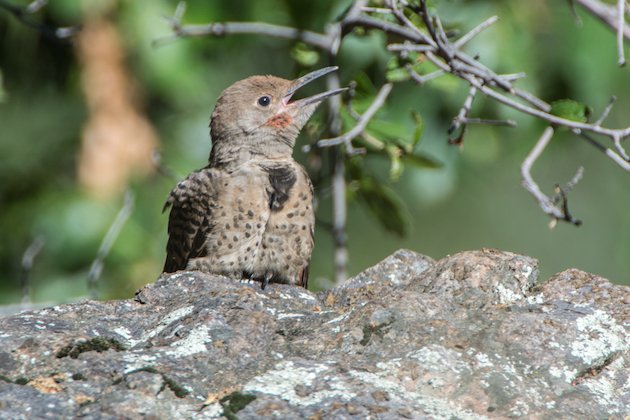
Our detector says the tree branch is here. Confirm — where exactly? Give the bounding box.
[453,15,499,49]
[617,0,627,66]
[318,83,393,150]
[0,0,79,39]
[573,0,630,43]
[520,127,583,226]
[448,86,477,145]
[155,2,332,50]
[88,190,135,298]
[159,0,630,242]
[20,235,45,305]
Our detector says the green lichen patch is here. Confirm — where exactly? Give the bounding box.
[220,391,257,420]
[163,375,189,398]
[360,319,394,346]
[56,337,126,359]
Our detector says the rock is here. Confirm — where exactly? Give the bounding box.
[0,249,628,419]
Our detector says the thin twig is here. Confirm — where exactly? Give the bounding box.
[362,6,393,14]
[88,190,135,299]
[573,0,630,42]
[454,15,499,49]
[418,42,630,161]
[325,3,372,284]
[318,83,393,148]
[521,127,583,225]
[322,18,350,283]
[498,72,527,82]
[0,0,80,39]
[594,96,617,126]
[574,129,630,170]
[389,0,436,46]
[552,167,584,205]
[448,86,477,144]
[327,67,349,284]
[388,43,434,53]
[345,13,431,44]
[463,118,517,127]
[152,149,176,180]
[25,0,47,13]
[160,0,630,243]
[613,133,629,160]
[20,235,45,305]
[156,12,333,51]
[617,0,627,66]
[404,64,445,85]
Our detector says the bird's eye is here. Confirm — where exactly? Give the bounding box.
[257,96,271,107]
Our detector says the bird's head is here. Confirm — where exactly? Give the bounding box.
[209,66,345,166]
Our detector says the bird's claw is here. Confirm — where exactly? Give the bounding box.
[261,272,273,290]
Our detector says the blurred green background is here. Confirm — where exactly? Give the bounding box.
[1,0,628,305]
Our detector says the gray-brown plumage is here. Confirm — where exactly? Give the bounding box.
[163,66,345,289]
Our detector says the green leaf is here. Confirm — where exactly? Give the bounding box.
[402,152,443,169]
[386,67,410,82]
[386,56,411,82]
[356,178,410,237]
[367,119,412,143]
[385,145,403,181]
[352,72,377,96]
[550,99,590,123]
[290,43,320,67]
[411,111,424,147]
[0,69,6,103]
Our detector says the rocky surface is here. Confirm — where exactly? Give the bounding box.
[0,249,628,419]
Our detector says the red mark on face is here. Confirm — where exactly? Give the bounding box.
[265,113,293,129]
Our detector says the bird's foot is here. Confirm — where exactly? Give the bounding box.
[239,271,256,285]
[261,271,273,290]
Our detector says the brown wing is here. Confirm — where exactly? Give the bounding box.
[163,168,215,273]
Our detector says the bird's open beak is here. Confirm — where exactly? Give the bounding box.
[283,66,346,108]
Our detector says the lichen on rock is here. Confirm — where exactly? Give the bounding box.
[0,249,627,418]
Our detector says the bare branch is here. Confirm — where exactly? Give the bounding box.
[0,0,80,39]
[20,235,45,305]
[573,0,630,43]
[521,127,583,225]
[159,0,630,259]
[448,86,477,144]
[575,129,630,170]
[594,96,617,126]
[318,83,393,149]
[388,43,434,53]
[618,0,627,65]
[613,133,630,160]
[361,6,393,15]
[499,72,527,82]
[166,21,332,51]
[454,15,499,49]
[326,67,349,284]
[156,2,333,51]
[88,190,135,299]
[419,41,630,163]
[25,0,47,13]
[152,149,176,180]
[463,118,517,127]
[388,0,436,47]
[404,64,445,85]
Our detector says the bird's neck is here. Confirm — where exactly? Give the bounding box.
[209,133,296,170]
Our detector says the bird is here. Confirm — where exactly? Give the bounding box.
[162,66,345,290]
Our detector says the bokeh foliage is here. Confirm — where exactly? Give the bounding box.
[1,0,628,305]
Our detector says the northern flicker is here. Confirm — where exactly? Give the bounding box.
[163,66,345,289]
